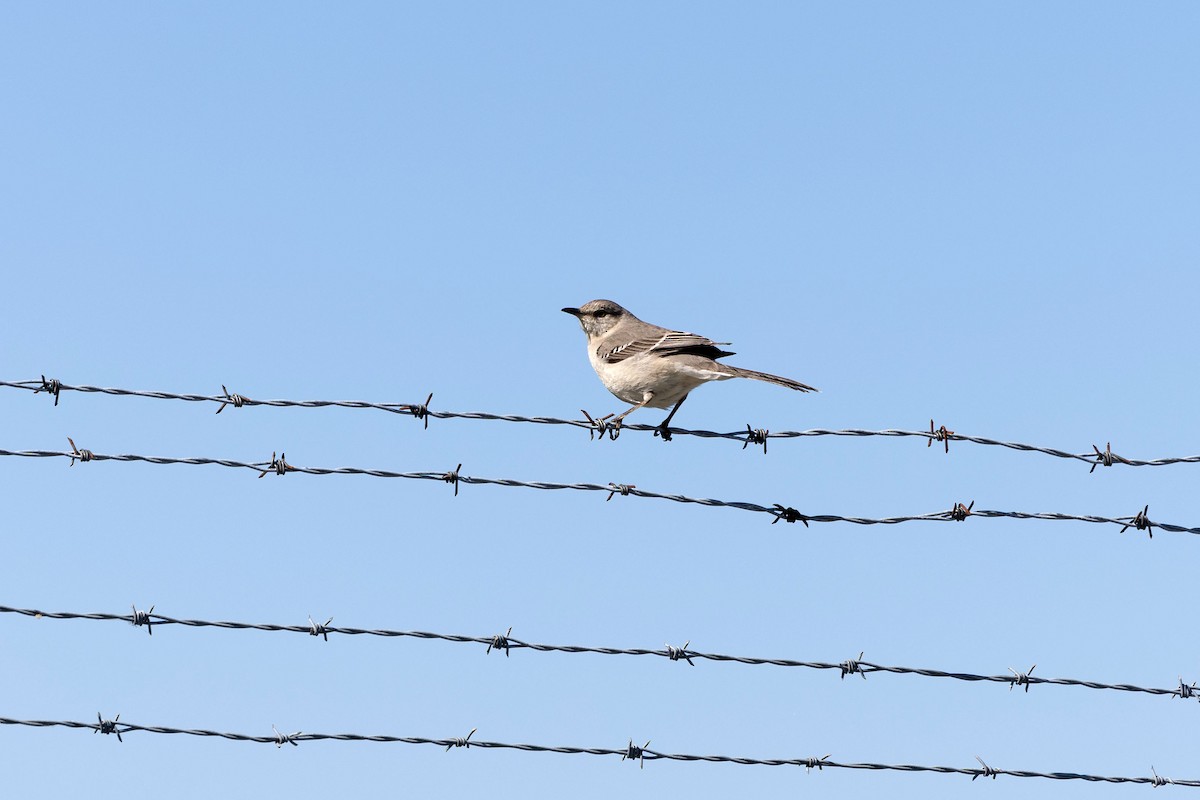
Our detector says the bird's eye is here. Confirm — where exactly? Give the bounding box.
[594,310,609,318]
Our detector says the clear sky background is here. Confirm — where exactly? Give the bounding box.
[3,3,1199,798]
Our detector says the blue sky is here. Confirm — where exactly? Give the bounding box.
[2,3,1199,797]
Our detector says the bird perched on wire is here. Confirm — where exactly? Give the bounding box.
[562,299,817,439]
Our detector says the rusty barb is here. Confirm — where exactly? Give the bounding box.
[1090,442,1131,473]
[442,463,462,496]
[743,425,769,454]
[928,419,954,454]
[257,452,293,478]
[67,437,93,466]
[487,627,512,657]
[770,505,809,527]
[131,604,154,635]
[446,728,476,751]
[216,385,247,414]
[36,375,62,406]
[1120,505,1153,538]
[407,393,434,430]
[623,738,651,769]
[950,501,974,522]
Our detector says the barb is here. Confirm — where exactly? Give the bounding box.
[4,444,1200,538]
[95,712,124,742]
[665,640,694,666]
[623,738,650,769]
[3,715,1197,787]
[35,375,62,406]
[770,505,809,527]
[580,409,617,442]
[308,616,333,642]
[131,604,154,636]
[1155,767,1177,788]
[216,385,246,414]
[4,379,1199,471]
[408,393,434,430]
[841,651,867,680]
[487,627,512,657]
[974,756,999,781]
[8,604,1188,705]
[1090,442,1131,473]
[446,727,476,751]
[929,420,953,454]
[442,463,462,496]
[1010,664,1037,692]
[742,425,769,454]
[256,451,293,479]
[606,483,635,502]
[273,724,301,748]
[806,753,832,773]
[66,437,92,466]
[1121,505,1153,538]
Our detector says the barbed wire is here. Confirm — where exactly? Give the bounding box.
[0,442,1195,537]
[4,378,1197,471]
[3,604,1195,705]
[0,715,1191,787]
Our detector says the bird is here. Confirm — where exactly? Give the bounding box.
[562,299,816,439]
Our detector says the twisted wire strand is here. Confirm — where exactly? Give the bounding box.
[3,378,1197,468]
[2,605,1193,703]
[0,715,1193,787]
[1,444,1197,536]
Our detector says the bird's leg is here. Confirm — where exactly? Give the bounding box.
[606,393,655,440]
[654,394,688,442]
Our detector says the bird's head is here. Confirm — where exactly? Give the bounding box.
[561,299,631,338]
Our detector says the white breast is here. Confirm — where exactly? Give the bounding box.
[587,346,724,408]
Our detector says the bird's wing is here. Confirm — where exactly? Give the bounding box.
[599,330,735,363]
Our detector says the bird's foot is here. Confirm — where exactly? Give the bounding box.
[653,422,674,442]
[581,410,620,441]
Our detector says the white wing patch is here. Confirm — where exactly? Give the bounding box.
[603,341,632,359]
[600,331,718,363]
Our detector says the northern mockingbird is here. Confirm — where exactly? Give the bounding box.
[562,299,816,438]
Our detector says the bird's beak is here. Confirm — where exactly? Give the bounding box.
[561,307,581,317]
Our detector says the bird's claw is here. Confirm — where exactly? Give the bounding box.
[653,422,673,442]
[582,410,620,441]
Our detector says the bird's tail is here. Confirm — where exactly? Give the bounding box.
[730,366,818,393]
